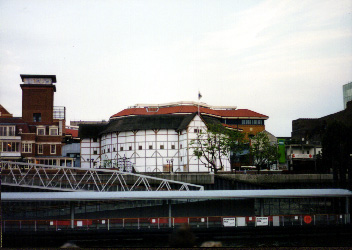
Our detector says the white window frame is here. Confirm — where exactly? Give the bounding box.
[2,141,20,152]
[50,145,56,154]
[49,126,58,136]
[0,126,15,136]
[37,127,46,136]
[38,144,43,154]
[22,143,32,153]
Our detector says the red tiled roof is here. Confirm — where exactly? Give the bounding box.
[111,105,268,119]
[0,104,13,117]
[65,128,79,138]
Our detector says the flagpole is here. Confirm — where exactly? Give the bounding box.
[198,91,201,117]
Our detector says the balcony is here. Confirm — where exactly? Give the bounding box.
[53,106,65,120]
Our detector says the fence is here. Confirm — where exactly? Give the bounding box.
[2,214,350,232]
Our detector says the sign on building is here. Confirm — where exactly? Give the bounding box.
[291,154,313,159]
[256,217,268,226]
[223,218,236,227]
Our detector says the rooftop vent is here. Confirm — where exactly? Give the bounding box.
[146,107,159,112]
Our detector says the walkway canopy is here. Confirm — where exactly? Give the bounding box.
[3,189,352,201]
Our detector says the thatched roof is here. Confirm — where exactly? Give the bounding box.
[79,113,223,139]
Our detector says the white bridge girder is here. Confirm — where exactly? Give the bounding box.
[0,161,204,192]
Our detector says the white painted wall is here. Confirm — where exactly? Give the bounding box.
[80,114,231,172]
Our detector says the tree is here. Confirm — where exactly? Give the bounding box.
[190,123,246,173]
[250,131,279,172]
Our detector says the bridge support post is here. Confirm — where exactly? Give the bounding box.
[70,202,75,229]
[346,197,350,224]
[168,200,172,228]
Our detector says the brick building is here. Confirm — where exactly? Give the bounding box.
[0,74,74,166]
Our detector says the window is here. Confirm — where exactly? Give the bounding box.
[149,145,153,150]
[37,127,45,135]
[180,144,182,149]
[33,113,41,122]
[113,148,116,152]
[22,143,32,153]
[108,148,110,153]
[9,126,15,136]
[50,145,56,154]
[38,144,43,154]
[160,145,164,150]
[0,126,7,136]
[194,129,201,133]
[129,146,132,151]
[2,142,20,152]
[120,147,124,151]
[0,126,15,136]
[93,138,98,142]
[139,145,143,150]
[94,150,98,155]
[49,127,58,135]
[171,144,176,150]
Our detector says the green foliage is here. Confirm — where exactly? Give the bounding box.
[190,123,246,173]
[250,131,279,171]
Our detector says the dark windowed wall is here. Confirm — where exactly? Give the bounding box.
[3,197,347,220]
[220,119,265,126]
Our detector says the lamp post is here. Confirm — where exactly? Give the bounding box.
[123,155,126,172]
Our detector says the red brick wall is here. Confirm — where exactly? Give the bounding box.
[21,85,55,123]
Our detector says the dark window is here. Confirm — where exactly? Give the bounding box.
[94,150,98,155]
[93,138,98,142]
[149,145,153,150]
[139,145,142,150]
[171,145,175,149]
[120,147,124,151]
[160,145,164,149]
[129,146,132,151]
[33,113,41,122]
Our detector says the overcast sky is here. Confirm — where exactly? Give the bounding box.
[1,0,351,137]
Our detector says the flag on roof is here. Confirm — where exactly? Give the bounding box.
[198,91,202,100]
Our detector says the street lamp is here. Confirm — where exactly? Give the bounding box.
[123,155,126,172]
[166,159,174,173]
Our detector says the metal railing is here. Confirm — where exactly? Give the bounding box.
[2,214,350,232]
[53,106,65,120]
[0,161,204,192]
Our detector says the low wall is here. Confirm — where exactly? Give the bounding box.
[217,174,334,185]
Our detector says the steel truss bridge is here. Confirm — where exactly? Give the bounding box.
[0,161,204,192]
